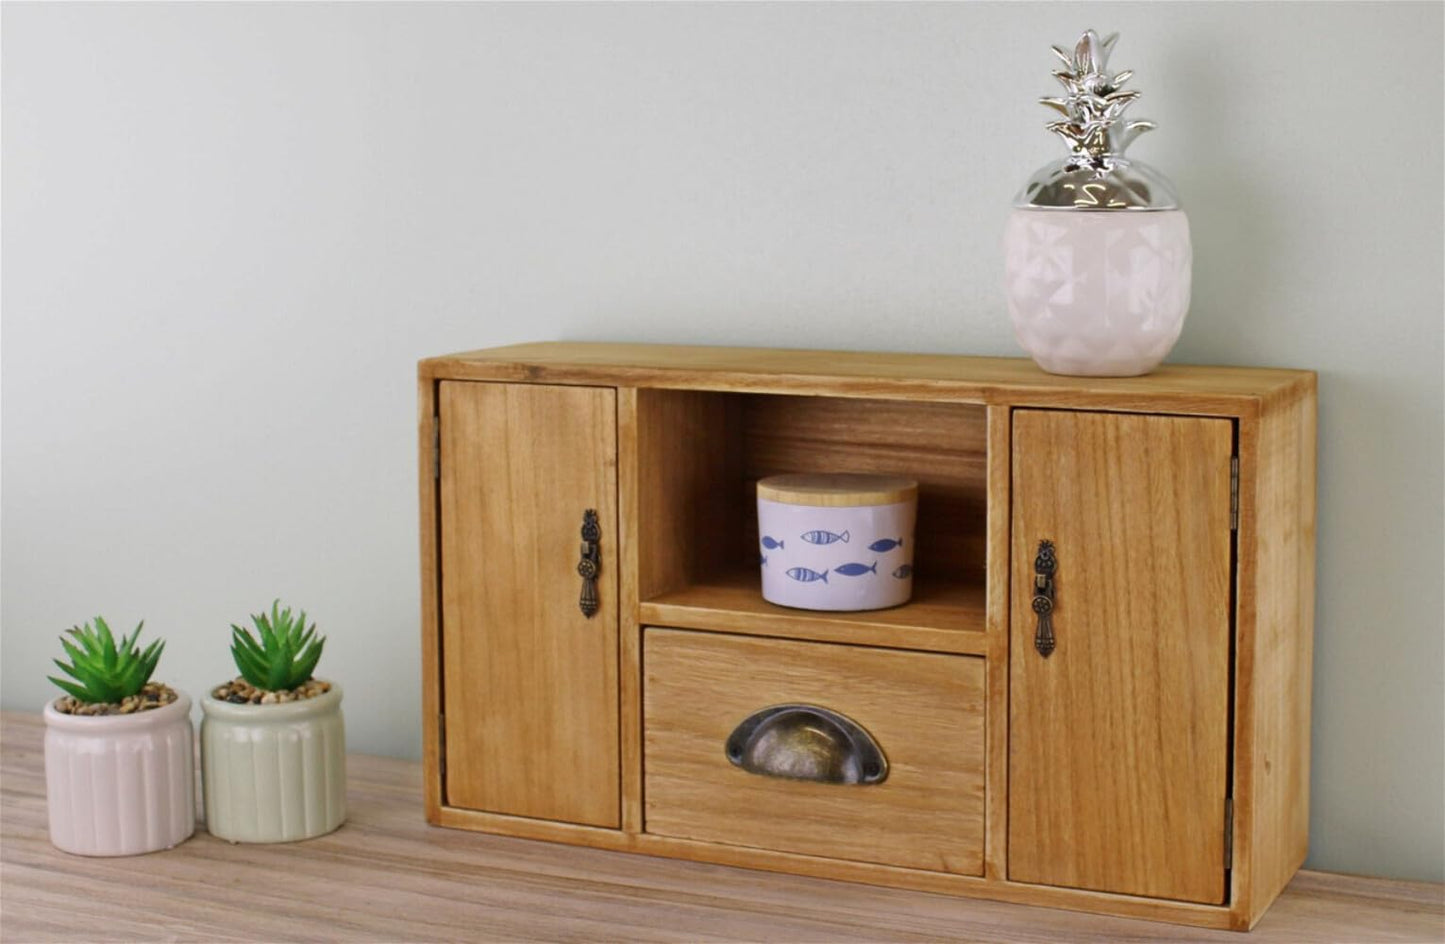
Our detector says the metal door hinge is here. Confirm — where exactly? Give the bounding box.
[432,417,441,480]
[437,712,447,781]
[1229,455,1239,531]
[1224,797,1234,868]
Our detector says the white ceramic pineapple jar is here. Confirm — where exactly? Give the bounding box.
[1004,30,1191,377]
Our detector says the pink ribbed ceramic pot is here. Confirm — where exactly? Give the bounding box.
[43,691,196,856]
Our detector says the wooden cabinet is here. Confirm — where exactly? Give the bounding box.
[419,343,1316,931]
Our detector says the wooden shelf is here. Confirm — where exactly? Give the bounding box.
[639,567,988,655]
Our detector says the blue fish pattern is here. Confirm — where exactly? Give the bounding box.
[759,554,768,567]
[892,564,913,579]
[801,529,849,546]
[785,566,829,584]
[761,536,785,550]
[833,562,878,577]
[868,537,903,553]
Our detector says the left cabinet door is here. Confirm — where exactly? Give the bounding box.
[438,381,619,827]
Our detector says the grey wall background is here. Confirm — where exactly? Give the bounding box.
[3,2,1441,883]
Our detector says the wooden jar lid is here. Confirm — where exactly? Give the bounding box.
[756,473,918,507]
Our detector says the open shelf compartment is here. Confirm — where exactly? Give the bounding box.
[634,388,988,651]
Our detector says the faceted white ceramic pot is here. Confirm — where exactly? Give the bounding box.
[43,691,196,856]
[1003,208,1192,377]
[200,683,346,843]
[758,487,917,612]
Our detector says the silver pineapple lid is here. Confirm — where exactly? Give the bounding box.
[1014,30,1180,211]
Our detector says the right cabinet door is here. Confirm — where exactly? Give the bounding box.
[1008,409,1234,904]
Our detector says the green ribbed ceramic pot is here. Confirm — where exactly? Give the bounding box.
[200,683,345,843]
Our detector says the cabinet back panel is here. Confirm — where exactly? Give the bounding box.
[1008,409,1233,905]
[740,395,987,580]
[439,381,621,827]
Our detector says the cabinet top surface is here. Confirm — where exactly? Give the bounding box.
[421,342,1314,409]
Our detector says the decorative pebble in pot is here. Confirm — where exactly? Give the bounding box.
[1004,29,1191,377]
[43,618,195,856]
[200,600,345,843]
[757,473,918,611]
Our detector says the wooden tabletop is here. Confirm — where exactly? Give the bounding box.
[2,711,1439,942]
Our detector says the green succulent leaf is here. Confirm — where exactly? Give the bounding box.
[228,600,326,693]
[49,618,163,705]
[231,646,269,689]
[49,676,98,703]
[52,658,89,683]
[95,617,117,670]
[58,637,90,671]
[292,638,325,686]
[70,626,101,660]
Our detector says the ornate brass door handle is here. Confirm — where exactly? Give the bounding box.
[577,510,600,618]
[1033,539,1056,657]
[725,704,888,785]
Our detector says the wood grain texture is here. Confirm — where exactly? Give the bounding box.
[633,390,987,645]
[439,381,620,827]
[634,389,740,600]
[640,568,986,654]
[983,404,1012,882]
[1009,410,1234,904]
[6,713,1435,942]
[421,342,1311,414]
[617,388,644,834]
[1232,376,1318,928]
[755,472,917,506]
[6,712,1437,942]
[739,394,987,586]
[643,629,985,875]
[417,375,443,822]
[635,390,988,603]
[435,802,1239,929]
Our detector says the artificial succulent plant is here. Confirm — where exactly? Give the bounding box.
[48,617,164,705]
[229,600,325,692]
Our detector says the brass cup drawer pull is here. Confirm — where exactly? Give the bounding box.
[724,704,888,785]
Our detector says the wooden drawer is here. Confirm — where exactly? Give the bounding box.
[642,628,985,874]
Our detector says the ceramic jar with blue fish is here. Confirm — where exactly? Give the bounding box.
[756,473,917,611]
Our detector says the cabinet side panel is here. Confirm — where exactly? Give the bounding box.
[439,382,620,828]
[1236,380,1317,927]
[984,404,1011,881]
[635,390,741,599]
[617,388,643,834]
[418,376,442,821]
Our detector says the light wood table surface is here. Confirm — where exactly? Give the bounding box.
[2,711,1440,943]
